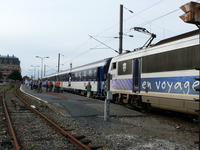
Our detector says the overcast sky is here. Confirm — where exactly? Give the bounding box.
[0,0,198,78]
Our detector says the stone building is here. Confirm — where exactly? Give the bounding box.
[0,55,21,82]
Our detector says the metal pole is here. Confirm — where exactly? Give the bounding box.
[70,63,72,71]
[58,53,60,73]
[119,4,123,54]
[104,73,112,121]
[34,67,36,80]
[41,58,43,79]
[44,65,46,77]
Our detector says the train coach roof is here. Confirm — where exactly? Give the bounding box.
[154,29,199,46]
[43,57,112,78]
[71,57,112,71]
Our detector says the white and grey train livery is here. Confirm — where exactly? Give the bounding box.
[44,30,200,115]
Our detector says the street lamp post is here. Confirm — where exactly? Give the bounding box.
[30,65,39,80]
[36,56,49,79]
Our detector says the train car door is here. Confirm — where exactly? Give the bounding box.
[97,67,102,93]
[132,58,141,92]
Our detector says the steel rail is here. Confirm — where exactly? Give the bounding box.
[15,89,91,150]
[2,94,20,150]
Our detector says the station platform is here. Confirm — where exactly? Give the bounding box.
[20,85,144,119]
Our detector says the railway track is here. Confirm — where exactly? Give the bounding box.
[1,84,103,150]
[0,84,14,150]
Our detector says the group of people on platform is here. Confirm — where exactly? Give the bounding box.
[25,79,92,96]
[24,79,61,93]
[45,79,61,93]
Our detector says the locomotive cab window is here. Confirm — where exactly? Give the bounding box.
[118,59,132,75]
[112,62,116,70]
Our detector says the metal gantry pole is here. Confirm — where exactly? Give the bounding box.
[119,4,123,54]
[58,53,60,73]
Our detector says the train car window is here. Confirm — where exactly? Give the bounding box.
[88,70,92,80]
[60,75,63,81]
[92,69,97,81]
[93,69,97,77]
[83,71,87,81]
[112,62,116,70]
[71,73,75,81]
[118,59,132,75]
[78,71,81,81]
[66,74,68,81]
[80,71,83,81]
[142,45,200,73]
[66,74,69,81]
[62,75,65,81]
[77,71,80,81]
[57,75,60,81]
[74,72,77,81]
[88,70,92,76]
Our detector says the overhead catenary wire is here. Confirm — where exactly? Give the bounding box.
[93,1,181,50]
[123,9,180,39]
[124,0,165,22]
[63,1,166,62]
[63,0,193,66]
[61,38,90,65]
[89,35,118,53]
[67,0,166,60]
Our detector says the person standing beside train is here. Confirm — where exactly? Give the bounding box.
[56,79,61,93]
[85,82,92,98]
[37,80,43,93]
[48,80,53,92]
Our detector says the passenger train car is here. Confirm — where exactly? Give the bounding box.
[109,30,200,115]
[44,58,112,98]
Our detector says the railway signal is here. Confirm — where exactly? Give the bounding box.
[180,1,200,26]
